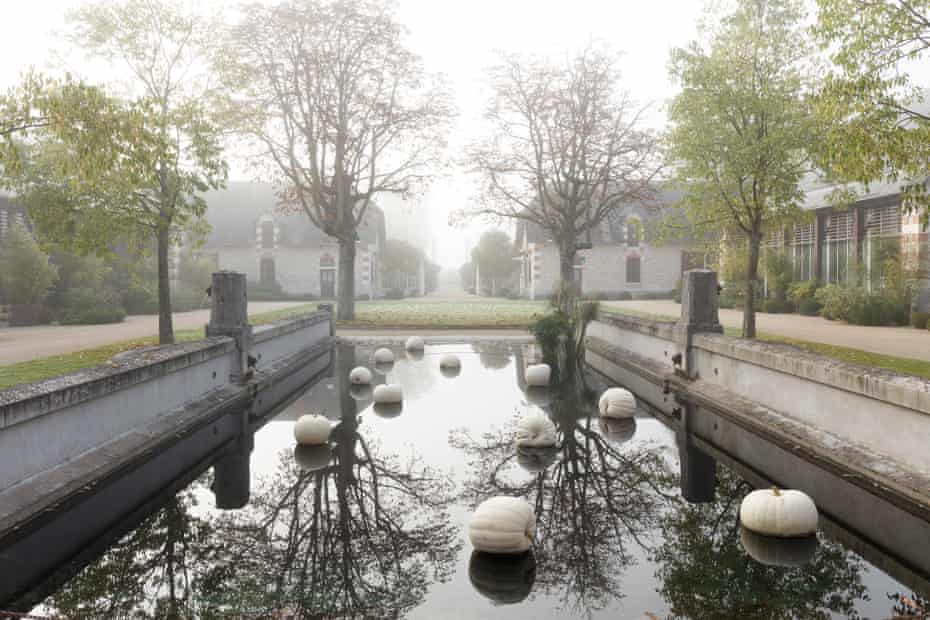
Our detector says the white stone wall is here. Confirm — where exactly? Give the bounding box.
[523,242,684,299]
[216,243,379,298]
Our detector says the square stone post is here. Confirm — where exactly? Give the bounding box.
[674,269,723,378]
[205,271,253,383]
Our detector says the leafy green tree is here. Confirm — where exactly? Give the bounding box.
[666,0,816,338]
[12,0,227,344]
[0,222,58,310]
[814,0,930,215]
[383,238,424,275]
[471,230,516,296]
[221,0,454,321]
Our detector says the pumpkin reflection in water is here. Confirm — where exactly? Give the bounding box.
[469,551,537,605]
[451,347,676,613]
[653,469,868,619]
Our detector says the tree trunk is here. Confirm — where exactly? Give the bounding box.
[337,237,356,321]
[157,226,175,344]
[743,233,761,339]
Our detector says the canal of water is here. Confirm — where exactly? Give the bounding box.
[12,341,930,619]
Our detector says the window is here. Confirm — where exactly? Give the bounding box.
[626,255,641,284]
[865,205,902,291]
[821,212,853,285]
[791,222,814,281]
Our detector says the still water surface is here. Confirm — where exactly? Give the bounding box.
[32,342,929,619]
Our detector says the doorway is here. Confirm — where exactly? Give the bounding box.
[320,269,335,298]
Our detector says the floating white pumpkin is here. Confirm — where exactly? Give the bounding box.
[293,414,332,446]
[524,364,551,387]
[515,413,558,448]
[598,417,637,444]
[739,527,818,567]
[469,550,536,605]
[739,487,818,538]
[373,348,395,364]
[349,366,372,385]
[373,383,403,404]
[516,446,559,473]
[405,336,425,352]
[468,496,536,554]
[372,402,403,418]
[293,444,332,472]
[349,384,373,401]
[524,386,552,407]
[598,387,636,418]
[439,354,461,369]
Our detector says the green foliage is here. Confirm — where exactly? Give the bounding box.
[383,239,425,274]
[123,282,158,315]
[667,0,815,337]
[762,298,794,313]
[172,286,210,313]
[472,230,516,280]
[815,284,909,326]
[798,297,823,316]
[788,280,818,306]
[763,251,793,302]
[528,310,572,366]
[385,288,406,300]
[0,222,58,306]
[178,251,216,292]
[911,311,930,330]
[58,287,126,325]
[814,0,930,220]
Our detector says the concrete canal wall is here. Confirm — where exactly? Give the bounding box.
[587,269,930,586]
[0,272,334,605]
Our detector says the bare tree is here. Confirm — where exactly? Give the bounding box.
[222,0,454,319]
[465,45,661,293]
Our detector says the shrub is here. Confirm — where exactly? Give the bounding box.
[123,283,158,315]
[58,287,126,325]
[762,298,794,314]
[911,311,930,330]
[173,286,210,312]
[788,281,818,308]
[815,284,909,325]
[763,252,793,304]
[798,298,822,316]
[247,280,286,301]
[0,223,58,309]
[926,317,930,331]
[385,288,405,300]
[718,288,741,309]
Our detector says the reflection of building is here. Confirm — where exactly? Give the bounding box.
[201,182,385,299]
[515,189,701,300]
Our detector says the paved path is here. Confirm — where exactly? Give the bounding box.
[0,302,309,365]
[604,300,930,362]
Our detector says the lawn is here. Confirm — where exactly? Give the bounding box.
[338,299,547,329]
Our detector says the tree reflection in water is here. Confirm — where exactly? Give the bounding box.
[451,359,677,615]
[652,468,868,620]
[46,342,461,619]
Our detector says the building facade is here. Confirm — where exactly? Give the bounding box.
[514,190,702,300]
[200,182,385,299]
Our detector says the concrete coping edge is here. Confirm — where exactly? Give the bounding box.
[252,310,331,344]
[596,311,677,341]
[0,337,236,430]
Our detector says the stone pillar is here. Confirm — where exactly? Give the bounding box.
[678,403,717,503]
[205,271,253,382]
[675,269,723,377]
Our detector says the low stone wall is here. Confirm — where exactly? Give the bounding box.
[590,308,930,474]
[0,306,333,495]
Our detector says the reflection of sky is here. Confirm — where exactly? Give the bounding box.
[136,346,916,620]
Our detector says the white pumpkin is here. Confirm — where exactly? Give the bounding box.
[514,413,558,448]
[293,414,332,446]
[405,336,425,352]
[439,354,461,368]
[373,348,395,364]
[598,417,637,444]
[468,496,536,554]
[739,488,818,538]
[373,383,403,404]
[469,550,536,605]
[293,444,332,472]
[349,366,372,385]
[516,446,559,473]
[524,364,551,387]
[349,384,373,401]
[739,527,818,567]
[598,387,636,418]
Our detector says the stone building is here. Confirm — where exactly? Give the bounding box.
[200,182,385,299]
[514,189,702,300]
